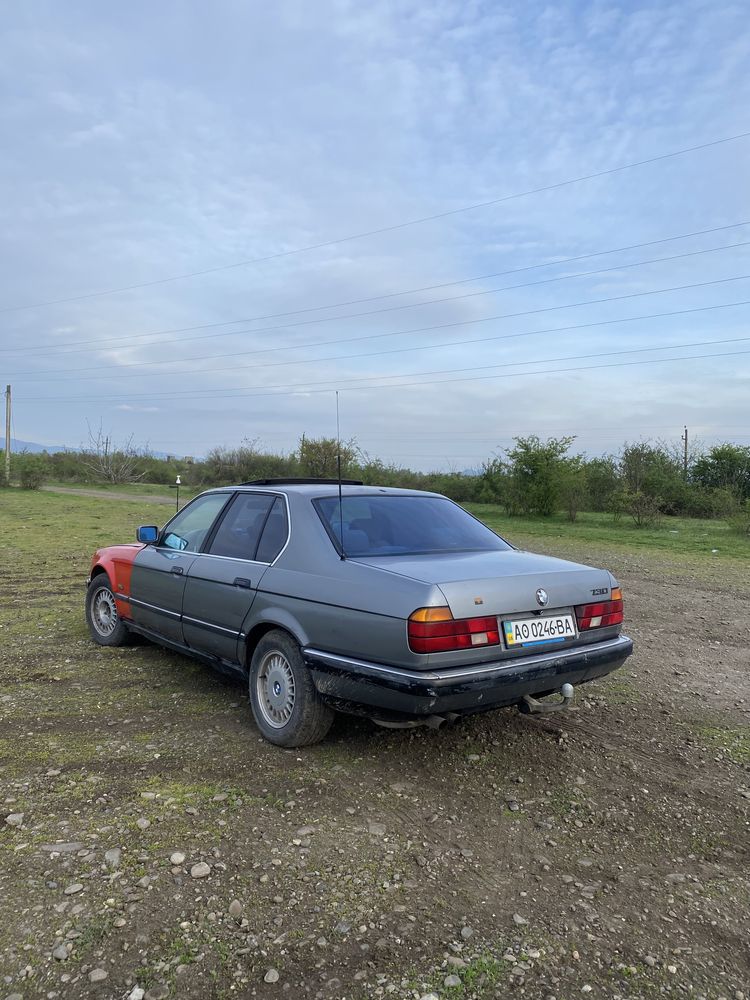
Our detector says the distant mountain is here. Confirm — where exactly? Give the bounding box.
[0,437,68,454]
[0,438,177,460]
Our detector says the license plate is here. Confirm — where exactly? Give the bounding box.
[503,614,576,648]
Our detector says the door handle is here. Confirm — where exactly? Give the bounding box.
[233,577,253,589]
[170,566,184,576]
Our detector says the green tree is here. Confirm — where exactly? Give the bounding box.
[619,442,685,515]
[692,444,750,501]
[298,435,357,479]
[583,456,620,512]
[503,435,577,516]
[558,456,588,522]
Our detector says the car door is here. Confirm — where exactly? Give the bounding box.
[181,493,288,663]
[129,492,233,643]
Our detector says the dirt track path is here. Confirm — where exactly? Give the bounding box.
[42,484,176,504]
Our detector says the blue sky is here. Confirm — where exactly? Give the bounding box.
[0,0,748,470]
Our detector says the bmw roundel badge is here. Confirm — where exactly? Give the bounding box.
[535,588,549,607]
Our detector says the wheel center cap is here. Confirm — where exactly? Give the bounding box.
[273,680,282,697]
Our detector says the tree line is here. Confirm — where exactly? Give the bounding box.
[6,431,750,535]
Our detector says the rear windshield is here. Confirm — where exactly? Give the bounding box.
[314,495,511,556]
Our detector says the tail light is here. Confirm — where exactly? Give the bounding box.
[408,606,500,654]
[575,586,623,631]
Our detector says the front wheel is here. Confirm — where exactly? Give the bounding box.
[85,575,131,646]
[249,630,334,747]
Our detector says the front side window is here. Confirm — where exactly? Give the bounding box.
[161,493,231,552]
[314,495,511,557]
[207,493,276,560]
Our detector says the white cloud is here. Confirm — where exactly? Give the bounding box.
[0,0,748,468]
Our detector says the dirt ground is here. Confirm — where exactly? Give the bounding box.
[0,495,748,1000]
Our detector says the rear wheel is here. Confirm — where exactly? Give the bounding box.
[249,630,334,747]
[86,575,131,646]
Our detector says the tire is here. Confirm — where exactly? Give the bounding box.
[249,630,334,747]
[85,574,131,647]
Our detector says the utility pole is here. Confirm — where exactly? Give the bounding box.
[681,425,688,481]
[4,385,10,486]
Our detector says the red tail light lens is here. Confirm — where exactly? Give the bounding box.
[575,587,623,631]
[408,606,501,654]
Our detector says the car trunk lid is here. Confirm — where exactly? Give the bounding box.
[356,549,613,619]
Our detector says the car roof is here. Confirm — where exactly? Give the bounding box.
[203,481,443,498]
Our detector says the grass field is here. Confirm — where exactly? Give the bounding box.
[468,503,750,562]
[1,487,748,1000]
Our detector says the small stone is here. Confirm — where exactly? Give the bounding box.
[581,987,592,994]
[136,875,151,888]
[104,848,121,868]
[467,754,480,762]
[170,851,186,866]
[460,925,473,939]
[228,899,243,919]
[420,994,439,1000]
[644,955,657,967]
[136,817,150,830]
[52,944,69,960]
[41,842,84,854]
[63,883,84,895]
[144,988,169,1000]
[4,813,24,827]
[128,989,145,1000]
[667,965,677,974]
[334,920,351,935]
[445,974,462,987]
[264,968,280,983]
[367,820,386,836]
[506,799,520,812]
[513,913,528,925]
[89,968,108,983]
[190,862,211,879]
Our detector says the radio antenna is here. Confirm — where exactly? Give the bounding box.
[336,390,345,560]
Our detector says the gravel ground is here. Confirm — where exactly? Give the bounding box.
[0,500,748,1000]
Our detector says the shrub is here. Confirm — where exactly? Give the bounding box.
[625,489,663,528]
[16,453,47,490]
[727,501,750,537]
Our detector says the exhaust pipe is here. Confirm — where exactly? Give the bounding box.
[373,712,460,730]
[519,682,576,715]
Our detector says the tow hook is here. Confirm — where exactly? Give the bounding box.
[519,683,576,715]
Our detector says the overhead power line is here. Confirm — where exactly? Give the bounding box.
[16,300,750,400]
[20,347,750,405]
[39,333,750,400]
[3,129,749,315]
[2,220,748,357]
[8,274,750,384]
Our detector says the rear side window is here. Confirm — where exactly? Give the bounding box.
[314,495,510,556]
[256,497,289,562]
[207,494,275,559]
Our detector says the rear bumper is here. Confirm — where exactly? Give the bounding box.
[305,634,633,718]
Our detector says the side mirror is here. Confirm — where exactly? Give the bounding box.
[137,525,159,544]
